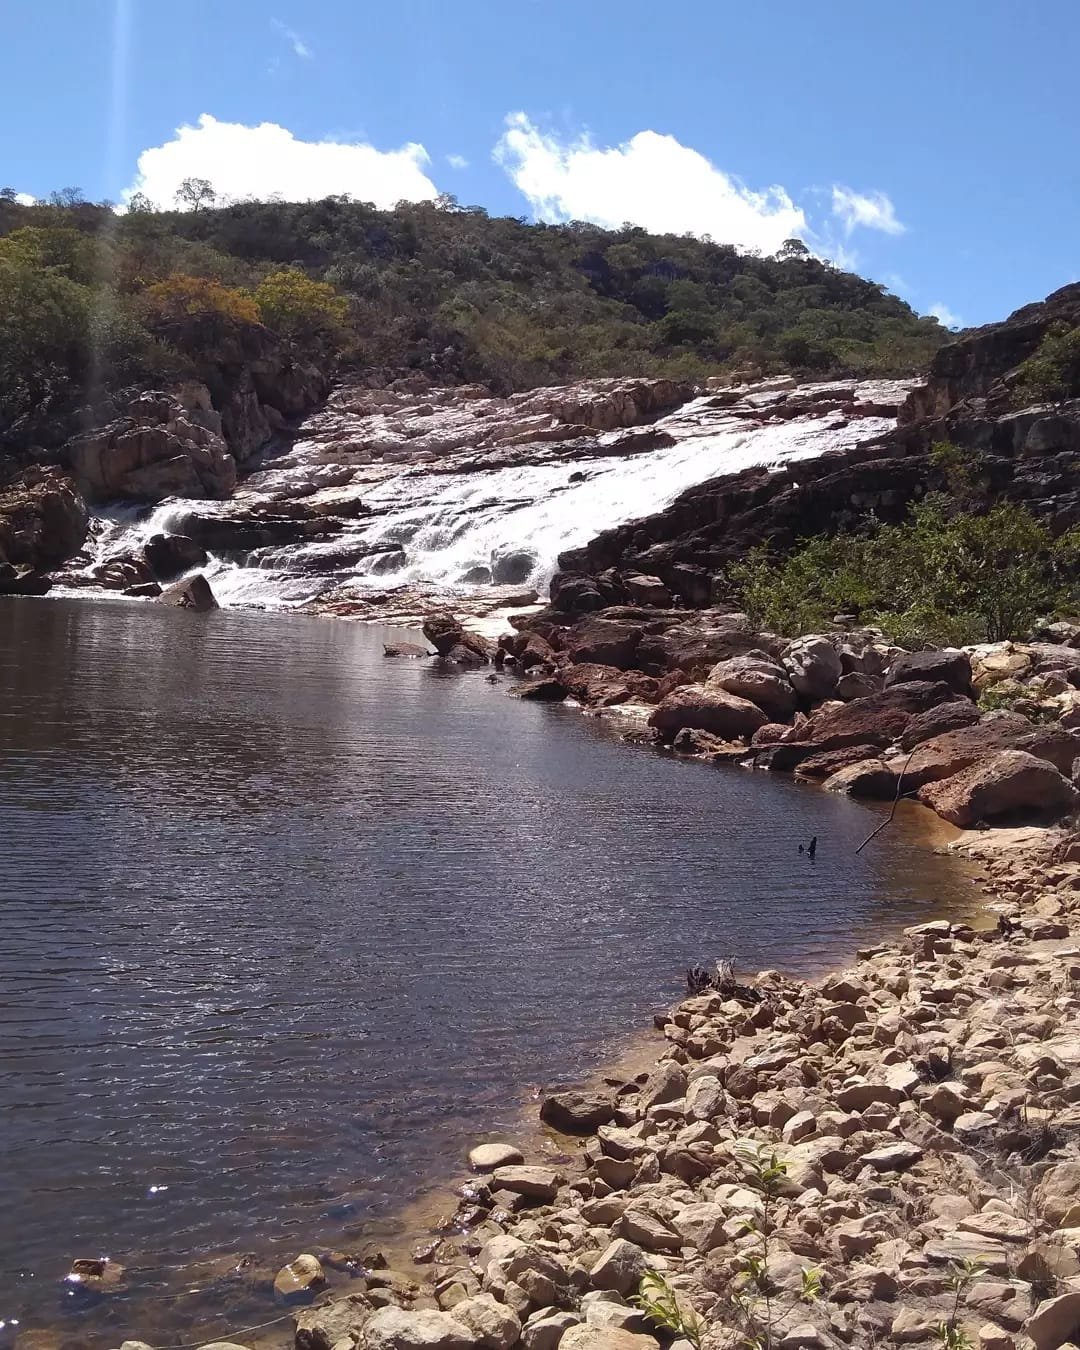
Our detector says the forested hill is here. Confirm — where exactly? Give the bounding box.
[0,190,946,451]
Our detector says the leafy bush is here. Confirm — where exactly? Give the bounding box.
[1013,322,1080,407]
[729,496,1080,645]
[253,268,349,347]
[141,273,260,326]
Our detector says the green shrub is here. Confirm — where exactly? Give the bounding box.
[1013,322,1080,407]
[728,496,1080,645]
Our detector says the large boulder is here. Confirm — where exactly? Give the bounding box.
[558,663,659,707]
[898,700,983,750]
[550,572,609,615]
[142,533,208,580]
[886,648,972,696]
[918,749,1079,826]
[66,389,237,502]
[705,653,796,720]
[540,1091,617,1134]
[156,573,219,612]
[0,465,88,569]
[565,617,645,669]
[423,612,496,664]
[783,636,842,702]
[635,612,781,675]
[794,681,957,750]
[649,685,768,741]
[899,717,1080,789]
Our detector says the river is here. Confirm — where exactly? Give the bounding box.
[0,596,976,1345]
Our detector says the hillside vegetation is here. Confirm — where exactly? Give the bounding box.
[0,189,946,454]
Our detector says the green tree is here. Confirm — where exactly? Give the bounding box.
[175,177,217,213]
[253,268,349,345]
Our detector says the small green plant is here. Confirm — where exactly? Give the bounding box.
[632,1270,705,1349]
[799,1268,822,1304]
[934,1257,986,1350]
[727,1144,824,1350]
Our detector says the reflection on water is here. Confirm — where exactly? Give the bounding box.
[0,597,976,1342]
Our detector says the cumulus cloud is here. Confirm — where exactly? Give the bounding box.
[271,18,312,59]
[14,192,35,206]
[494,113,806,254]
[123,114,439,210]
[831,185,905,236]
[929,301,963,329]
[446,153,469,169]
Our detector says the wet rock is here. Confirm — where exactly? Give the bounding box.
[384,642,434,658]
[648,685,767,741]
[469,1143,525,1172]
[0,562,52,595]
[363,1307,474,1350]
[918,749,1079,825]
[143,532,208,580]
[65,1257,126,1296]
[540,1091,617,1135]
[274,1253,327,1302]
[796,744,889,779]
[423,613,495,664]
[156,573,219,611]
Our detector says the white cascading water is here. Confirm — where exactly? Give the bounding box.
[72,385,905,610]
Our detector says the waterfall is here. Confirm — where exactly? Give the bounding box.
[69,381,906,611]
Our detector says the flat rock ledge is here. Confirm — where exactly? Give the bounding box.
[115,824,1080,1350]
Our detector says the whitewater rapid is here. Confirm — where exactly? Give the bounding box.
[72,385,904,611]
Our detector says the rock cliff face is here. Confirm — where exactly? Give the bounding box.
[0,464,88,574]
[66,386,238,503]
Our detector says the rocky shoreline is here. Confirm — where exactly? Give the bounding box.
[98,815,1080,1350]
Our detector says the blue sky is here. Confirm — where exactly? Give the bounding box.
[3,0,1077,329]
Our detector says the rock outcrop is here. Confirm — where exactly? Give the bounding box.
[66,387,238,502]
[0,464,88,571]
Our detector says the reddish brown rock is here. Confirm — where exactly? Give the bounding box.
[795,744,888,779]
[649,685,768,741]
[0,465,88,569]
[918,749,1079,825]
[795,681,956,751]
[898,700,983,751]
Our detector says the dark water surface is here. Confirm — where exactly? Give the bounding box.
[0,598,977,1342]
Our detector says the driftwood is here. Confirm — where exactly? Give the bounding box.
[685,958,763,1004]
[855,749,918,855]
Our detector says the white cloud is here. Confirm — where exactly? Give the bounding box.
[882,271,911,295]
[494,112,806,254]
[831,185,905,236]
[929,301,963,329]
[14,192,35,206]
[271,18,312,59]
[446,153,469,170]
[123,114,439,211]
